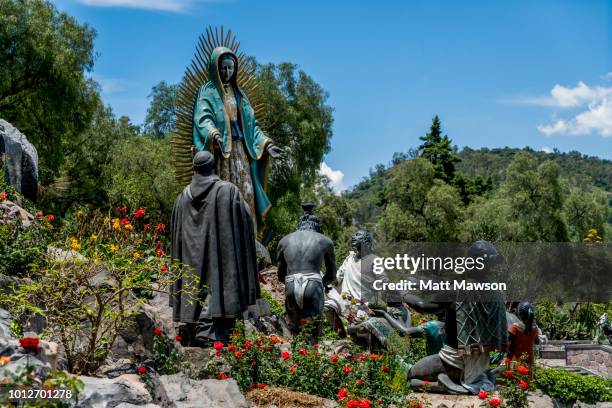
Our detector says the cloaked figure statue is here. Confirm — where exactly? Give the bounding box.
[276,204,336,342]
[170,151,260,345]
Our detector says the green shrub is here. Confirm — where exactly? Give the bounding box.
[260,289,283,317]
[534,367,612,404]
[0,218,51,276]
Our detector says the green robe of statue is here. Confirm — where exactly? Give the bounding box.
[193,46,272,230]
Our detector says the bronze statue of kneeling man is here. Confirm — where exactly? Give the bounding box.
[404,241,508,395]
[276,204,336,342]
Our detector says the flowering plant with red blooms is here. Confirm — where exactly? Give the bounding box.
[133,208,146,219]
[209,325,412,406]
[137,366,148,375]
[213,341,224,351]
[482,358,531,408]
[175,335,182,342]
[19,337,40,353]
[256,383,266,389]
[152,328,162,336]
[478,391,488,399]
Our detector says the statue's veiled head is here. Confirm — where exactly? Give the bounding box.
[351,230,373,256]
[219,53,237,84]
[193,151,215,175]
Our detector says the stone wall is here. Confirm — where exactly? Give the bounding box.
[565,344,612,377]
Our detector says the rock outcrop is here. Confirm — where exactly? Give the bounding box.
[0,119,38,202]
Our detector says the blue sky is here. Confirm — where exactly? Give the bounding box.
[51,0,611,190]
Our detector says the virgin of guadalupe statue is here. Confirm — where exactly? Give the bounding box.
[173,27,283,234]
[192,48,283,231]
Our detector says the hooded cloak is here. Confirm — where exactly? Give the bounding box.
[169,172,260,322]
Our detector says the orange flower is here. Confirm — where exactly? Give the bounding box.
[0,192,6,201]
[0,356,11,365]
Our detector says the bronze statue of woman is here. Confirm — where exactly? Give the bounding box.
[192,47,283,232]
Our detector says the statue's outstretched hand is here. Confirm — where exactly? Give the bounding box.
[266,144,285,159]
[214,133,224,151]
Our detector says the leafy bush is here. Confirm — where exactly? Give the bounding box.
[0,218,51,276]
[207,324,417,407]
[0,207,187,375]
[534,367,612,404]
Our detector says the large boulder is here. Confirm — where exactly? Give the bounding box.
[156,374,249,408]
[76,374,153,408]
[0,119,38,202]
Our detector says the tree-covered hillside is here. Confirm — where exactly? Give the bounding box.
[346,118,611,243]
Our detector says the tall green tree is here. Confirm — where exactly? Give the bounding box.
[0,0,98,175]
[143,81,178,138]
[501,152,569,242]
[418,115,460,183]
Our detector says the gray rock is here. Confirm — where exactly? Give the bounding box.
[0,308,14,337]
[0,119,38,201]
[76,374,152,408]
[157,373,249,408]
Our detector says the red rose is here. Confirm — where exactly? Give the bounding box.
[121,218,130,225]
[19,337,40,350]
[121,206,127,213]
[331,355,339,364]
[289,365,297,373]
[489,397,501,407]
[369,354,378,360]
[381,365,390,373]
[299,318,308,325]
[244,341,252,349]
[234,351,242,357]
[134,208,146,219]
[160,264,168,272]
[360,400,371,408]
[299,348,307,356]
[504,357,510,364]
[281,351,291,359]
[359,354,366,361]
[213,341,223,351]
[137,366,147,375]
[217,373,229,380]
[505,370,514,378]
[517,365,529,375]
[228,344,236,352]
[423,380,429,385]
[35,211,43,217]
[256,383,266,389]
[478,391,488,399]
[343,365,352,374]
[520,380,529,390]
[337,388,348,402]
[251,361,257,366]
[175,335,182,342]
[45,214,55,223]
[155,223,166,232]
[152,328,162,336]
[265,346,272,351]
[155,247,165,256]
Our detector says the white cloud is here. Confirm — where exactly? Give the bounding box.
[534,78,612,138]
[318,162,345,195]
[78,0,196,12]
[539,146,553,153]
[549,81,612,108]
[603,72,612,81]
